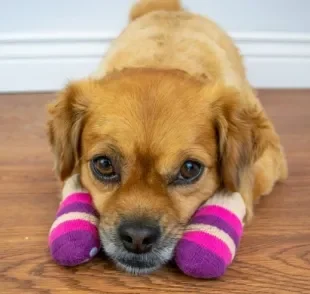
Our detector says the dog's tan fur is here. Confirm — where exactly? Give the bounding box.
[47,0,287,272]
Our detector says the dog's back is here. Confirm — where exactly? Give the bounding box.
[92,0,246,90]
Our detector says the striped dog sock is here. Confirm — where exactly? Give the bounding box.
[48,175,100,266]
[175,192,246,279]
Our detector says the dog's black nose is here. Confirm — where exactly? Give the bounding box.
[118,221,160,254]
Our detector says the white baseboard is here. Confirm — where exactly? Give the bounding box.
[0,31,309,92]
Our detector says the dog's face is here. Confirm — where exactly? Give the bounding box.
[48,69,264,274]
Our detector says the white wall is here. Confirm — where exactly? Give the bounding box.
[1,0,310,91]
[2,0,309,33]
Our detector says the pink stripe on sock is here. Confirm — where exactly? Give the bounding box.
[195,205,243,237]
[182,231,232,265]
[49,219,98,244]
[59,193,92,210]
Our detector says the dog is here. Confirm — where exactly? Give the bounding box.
[47,0,288,275]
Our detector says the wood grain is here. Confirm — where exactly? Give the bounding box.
[0,90,309,294]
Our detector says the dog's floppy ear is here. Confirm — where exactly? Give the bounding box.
[47,80,93,181]
[210,85,270,191]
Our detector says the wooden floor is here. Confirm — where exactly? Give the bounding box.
[0,90,309,294]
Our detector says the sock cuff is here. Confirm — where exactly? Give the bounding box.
[62,174,88,200]
[201,191,246,222]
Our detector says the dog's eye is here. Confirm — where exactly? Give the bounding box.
[91,156,120,183]
[174,160,204,185]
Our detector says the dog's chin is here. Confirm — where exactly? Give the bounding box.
[114,258,162,275]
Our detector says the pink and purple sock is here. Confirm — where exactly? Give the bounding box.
[175,192,246,279]
[48,175,100,266]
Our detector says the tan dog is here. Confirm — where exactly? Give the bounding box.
[47,0,288,274]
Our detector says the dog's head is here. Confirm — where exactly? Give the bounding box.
[47,68,266,274]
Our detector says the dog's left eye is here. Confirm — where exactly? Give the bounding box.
[174,160,204,185]
[90,156,120,183]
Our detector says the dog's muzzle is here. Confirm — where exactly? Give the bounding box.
[100,218,179,275]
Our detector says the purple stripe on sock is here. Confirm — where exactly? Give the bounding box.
[175,239,227,278]
[56,202,99,218]
[190,214,240,247]
[50,230,100,266]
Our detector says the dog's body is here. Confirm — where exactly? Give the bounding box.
[47,0,287,274]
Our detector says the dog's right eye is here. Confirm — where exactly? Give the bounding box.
[90,156,120,183]
[172,160,204,186]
